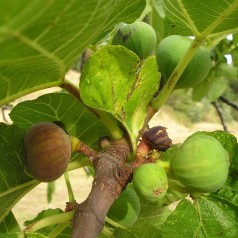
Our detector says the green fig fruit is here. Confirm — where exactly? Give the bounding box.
[156,35,211,89]
[112,22,157,59]
[133,163,168,202]
[171,134,229,193]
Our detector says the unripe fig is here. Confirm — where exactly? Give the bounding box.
[133,163,168,202]
[24,122,71,182]
[156,35,211,89]
[112,22,157,59]
[171,134,230,193]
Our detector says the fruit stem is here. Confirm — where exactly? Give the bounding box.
[156,160,171,175]
[101,226,113,238]
[94,109,124,140]
[48,222,70,238]
[70,136,97,161]
[23,210,74,233]
[67,159,91,172]
[62,80,124,140]
[64,172,75,202]
[105,216,128,230]
[151,38,205,111]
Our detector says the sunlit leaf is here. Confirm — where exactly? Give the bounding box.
[0,123,38,223]
[160,0,238,38]
[107,184,140,227]
[10,92,109,150]
[0,0,146,105]
[80,45,160,149]
[0,212,20,233]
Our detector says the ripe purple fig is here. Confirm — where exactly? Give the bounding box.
[24,122,71,182]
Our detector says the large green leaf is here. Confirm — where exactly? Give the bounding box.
[10,92,109,150]
[161,199,199,237]
[0,123,38,223]
[125,191,182,237]
[215,177,238,208]
[24,208,72,237]
[0,212,20,233]
[160,0,238,38]
[107,184,140,227]
[0,0,146,106]
[161,196,238,238]
[80,45,160,149]
[0,234,20,238]
[192,68,228,102]
[1,92,109,224]
[113,228,137,238]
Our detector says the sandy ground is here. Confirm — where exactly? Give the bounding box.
[1,70,238,228]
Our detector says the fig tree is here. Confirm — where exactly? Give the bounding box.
[171,134,230,193]
[133,163,168,202]
[156,35,211,89]
[112,22,157,59]
[24,122,71,182]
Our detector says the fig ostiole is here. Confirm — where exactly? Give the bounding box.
[24,122,71,182]
[156,35,211,89]
[133,162,168,202]
[171,134,230,193]
[112,21,157,59]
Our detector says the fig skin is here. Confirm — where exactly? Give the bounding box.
[112,22,157,59]
[133,163,168,202]
[171,134,230,193]
[24,122,71,182]
[156,35,211,89]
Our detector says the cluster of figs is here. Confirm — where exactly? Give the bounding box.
[133,131,230,202]
[24,22,230,203]
[112,21,211,89]
[24,122,230,203]
[112,21,229,201]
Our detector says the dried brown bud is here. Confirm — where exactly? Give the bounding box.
[142,126,172,151]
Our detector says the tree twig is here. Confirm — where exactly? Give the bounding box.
[211,101,228,132]
[70,138,132,238]
[219,96,238,111]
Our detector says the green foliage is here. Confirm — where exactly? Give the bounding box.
[0,212,20,233]
[0,0,145,106]
[79,45,160,150]
[107,184,140,227]
[166,89,213,124]
[0,123,38,224]
[1,0,238,237]
[161,197,238,238]
[23,209,72,237]
[10,93,108,150]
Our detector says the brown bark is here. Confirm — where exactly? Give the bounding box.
[70,139,132,238]
[212,101,228,132]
